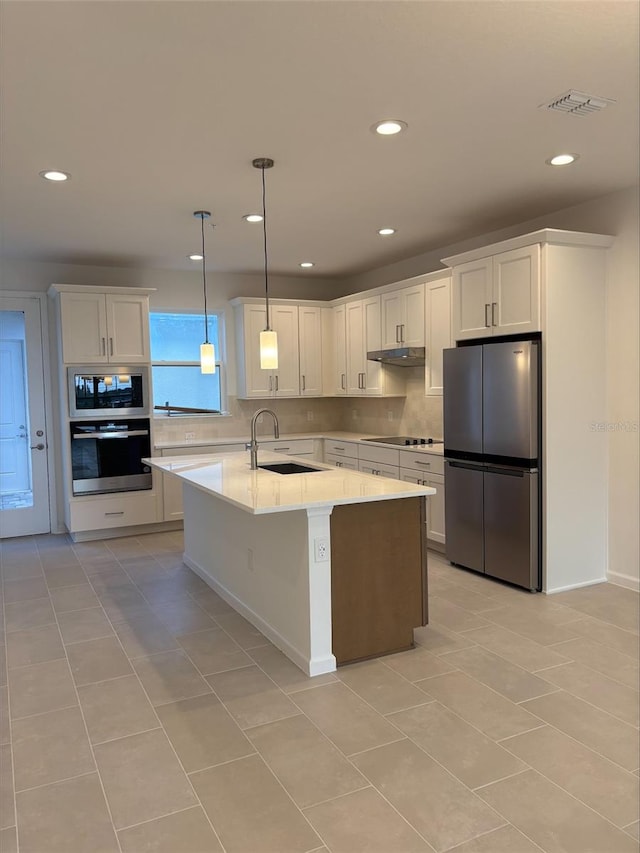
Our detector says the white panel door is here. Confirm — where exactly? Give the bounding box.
[271,304,299,396]
[402,284,426,347]
[345,300,365,395]
[452,258,492,341]
[381,291,404,348]
[59,291,108,363]
[493,245,540,334]
[425,276,451,396]
[333,304,347,395]
[106,293,150,362]
[0,297,51,537]
[298,305,322,396]
[362,296,382,395]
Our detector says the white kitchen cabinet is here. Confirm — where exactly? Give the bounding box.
[68,489,160,534]
[332,304,347,395]
[344,296,403,396]
[233,301,300,398]
[324,453,359,470]
[381,282,425,348]
[57,289,151,364]
[424,273,452,396]
[323,439,359,468]
[358,443,400,478]
[358,461,400,478]
[399,449,445,545]
[451,245,540,341]
[298,305,323,396]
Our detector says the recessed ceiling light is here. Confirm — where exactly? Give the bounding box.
[546,153,579,166]
[243,213,263,222]
[299,262,315,268]
[189,254,204,261]
[372,120,407,136]
[39,169,71,182]
[378,228,396,236]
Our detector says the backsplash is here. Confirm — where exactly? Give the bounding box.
[153,367,442,444]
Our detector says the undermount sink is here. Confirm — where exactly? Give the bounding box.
[258,462,323,475]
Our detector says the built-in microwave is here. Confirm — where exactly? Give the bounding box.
[68,366,150,418]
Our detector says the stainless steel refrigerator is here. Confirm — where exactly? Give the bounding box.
[443,338,541,591]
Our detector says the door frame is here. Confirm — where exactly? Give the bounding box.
[0,291,59,536]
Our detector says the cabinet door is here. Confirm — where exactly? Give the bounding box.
[401,284,425,347]
[452,258,493,341]
[362,296,382,395]
[239,304,274,398]
[298,305,322,396]
[492,245,540,335]
[106,294,150,363]
[271,304,300,396]
[425,276,451,396]
[345,300,365,394]
[333,304,347,395]
[425,473,445,544]
[59,292,109,363]
[162,474,184,521]
[381,291,404,348]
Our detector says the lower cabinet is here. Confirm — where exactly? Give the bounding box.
[424,473,445,545]
[325,453,358,470]
[68,490,160,534]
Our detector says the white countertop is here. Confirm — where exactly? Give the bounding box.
[145,451,435,515]
[154,431,445,456]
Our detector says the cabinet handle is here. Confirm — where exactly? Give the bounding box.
[109,337,114,356]
[301,374,306,391]
[413,460,431,467]
[268,375,273,392]
[340,373,345,390]
[484,304,491,327]
[101,337,106,355]
[274,446,290,452]
[275,375,279,392]
[104,511,124,516]
[336,461,342,467]
[396,324,401,343]
[401,324,405,343]
[491,302,497,326]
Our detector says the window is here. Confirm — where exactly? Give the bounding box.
[150,312,225,414]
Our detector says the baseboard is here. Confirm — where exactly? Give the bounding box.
[184,554,336,676]
[545,576,607,594]
[607,570,640,593]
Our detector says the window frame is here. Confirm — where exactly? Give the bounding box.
[150,309,228,417]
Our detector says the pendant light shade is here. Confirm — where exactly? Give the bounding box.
[193,210,216,374]
[253,158,278,370]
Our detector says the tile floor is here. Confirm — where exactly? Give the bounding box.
[0,531,638,853]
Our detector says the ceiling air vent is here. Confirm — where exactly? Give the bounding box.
[540,89,616,116]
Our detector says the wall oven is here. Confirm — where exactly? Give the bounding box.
[70,418,152,495]
[68,366,150,418]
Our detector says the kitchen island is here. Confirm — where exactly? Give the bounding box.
[145,451,435,676]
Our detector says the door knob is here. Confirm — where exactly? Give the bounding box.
[30,443,45,451]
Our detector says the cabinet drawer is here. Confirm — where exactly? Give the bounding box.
[400,450,444,476]
[69,491,159,532]
[358,461,400,479]
[324,439,359,458]
[357,444,401,467]
[325,453,359,470]
[261,439,314,456]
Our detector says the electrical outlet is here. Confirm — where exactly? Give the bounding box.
[185,432,196,441]
[307,411,314,421]
[387,411,394,421]
[314,537,329,562]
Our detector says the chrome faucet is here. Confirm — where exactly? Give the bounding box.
[248,408,279,470]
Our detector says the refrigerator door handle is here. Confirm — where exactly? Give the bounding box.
[447,460,486,472]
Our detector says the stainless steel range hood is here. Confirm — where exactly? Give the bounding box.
[367,347,426,366]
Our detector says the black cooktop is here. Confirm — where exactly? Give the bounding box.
[362,436,444,447]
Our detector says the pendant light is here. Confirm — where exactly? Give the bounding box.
[253,157,278,370]
[193,210,215,374]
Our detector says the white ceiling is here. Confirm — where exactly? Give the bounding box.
[1,0,638,278]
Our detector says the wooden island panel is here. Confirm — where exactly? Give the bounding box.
[330,496,427,666]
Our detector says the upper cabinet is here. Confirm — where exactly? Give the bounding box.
[49,286,152,364]
[342,296,404,397]
[298,305,323,396]
[450,245,540,341]
[332,303,347,395]
[424,272,452,396]
[381,283,425,348]
[233,301,301,398]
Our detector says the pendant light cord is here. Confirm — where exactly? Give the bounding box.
[260,165,271,331]
[200,213,209,344]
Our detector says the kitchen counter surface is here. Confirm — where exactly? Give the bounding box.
[154,431,445,455]
[145,451,435,515]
